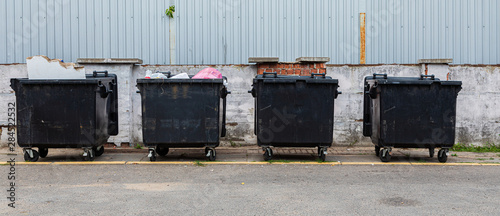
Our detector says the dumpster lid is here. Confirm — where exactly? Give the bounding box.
[254,74,338,84]
[137,78,224,84]
[12,77,105,85]
[366,74,462,86]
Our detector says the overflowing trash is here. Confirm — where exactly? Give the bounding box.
[144,67,222,79]
[192,67,222,79]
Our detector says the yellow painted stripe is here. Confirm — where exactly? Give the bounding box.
[15,162,53,165]
[126,161,193,165]
[8,161,500,166]
[52,161,126,165]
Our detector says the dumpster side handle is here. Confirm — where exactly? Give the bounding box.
[420,74,435,80]
[221,86,230,137]
[311,73,326,78]
[263,72,277,78]
[93,70,109,77]
[372,73,387,79]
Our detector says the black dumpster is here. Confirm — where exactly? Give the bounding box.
[363,74,462,162]
[136,74,229,161]
[249,72,340,161]
[10,71,119,161]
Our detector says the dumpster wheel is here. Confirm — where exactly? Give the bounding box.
[84,149,95,161]
[93,146,105,157]
[156,146,169,156]
[263,148,273,161]
[379,148,391,162]
[318,148,327,162]
[24,149,40,162]
[205,147,216,161]
[205,148,216,161]
[149,149,157,162]
[429,148,435,158]
[438,149,448,163]
[39,148,48,158]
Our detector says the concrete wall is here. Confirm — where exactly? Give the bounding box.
[1,63,499,147]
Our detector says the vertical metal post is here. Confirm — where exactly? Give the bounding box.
[360,13,366,64]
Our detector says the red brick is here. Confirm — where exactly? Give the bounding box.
[268,63,278,69]
[258,69,265,74]
[258,63,268,69]
[273,68,281,73]
[286,69,293,75]
[277,63,284,69]
[310,69,318,74]
[294,69,302,75]
[282,64,290,69]
[317,63,326,69]
[319,68,326,74]
[265,69,273,73]
[293,64,301,68]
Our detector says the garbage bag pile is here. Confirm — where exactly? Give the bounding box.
[145,67,222,79]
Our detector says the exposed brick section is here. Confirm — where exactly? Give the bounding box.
[255,58,327,76]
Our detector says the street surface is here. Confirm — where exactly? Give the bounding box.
[2,164,499,215]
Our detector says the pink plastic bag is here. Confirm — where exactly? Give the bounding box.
[192,67,222,79]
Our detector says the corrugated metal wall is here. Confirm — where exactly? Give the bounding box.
[1,0,173,65]
[1,0,499,65]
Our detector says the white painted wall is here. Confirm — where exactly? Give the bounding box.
[1,63,498,147]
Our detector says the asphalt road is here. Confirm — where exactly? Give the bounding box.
[2,164,499,215]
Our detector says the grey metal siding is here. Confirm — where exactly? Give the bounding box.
[1,0,499,64]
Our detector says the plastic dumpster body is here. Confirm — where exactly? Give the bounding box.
[250,72,340,161]
[136,76,229,161]
[10,71,119,161]
[363,74,462,162]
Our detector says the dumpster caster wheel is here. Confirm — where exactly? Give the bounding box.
[206,148,216,161]
[149,149,157,162]
[429,148,435,158]
[375,146,380,157]
[263,148,273,161]
[24,149,40,162]
[85,149,95,161]
[156,146,169,156]
[39,148,48,158]
[93,146,105,157]
[380,148,391,162]
[319,149,327,162]
[438,149,448,163]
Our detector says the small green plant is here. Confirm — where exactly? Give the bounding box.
[451,143,500,153]
[165,5,175,18]
[134,143,142,149]
[230,140,237,147]
[451,154,457,157]
[194,160,206,167]
[476,158,487,161]
[497,154,500,157]
[348,140,358,147]
[416,159,426,163]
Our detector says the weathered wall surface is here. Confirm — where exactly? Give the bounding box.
[1,63,498,147]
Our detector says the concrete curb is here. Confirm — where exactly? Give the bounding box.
[4,161,500,166]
